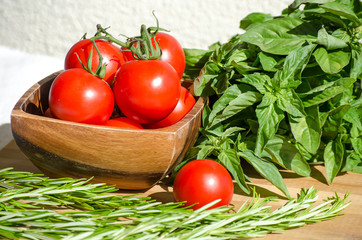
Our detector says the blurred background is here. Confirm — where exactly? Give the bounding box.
[0,0,291,148]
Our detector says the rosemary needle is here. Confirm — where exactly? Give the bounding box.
[0,168,350,240]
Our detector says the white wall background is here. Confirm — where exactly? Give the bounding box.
[0,0,292,149]
[0,0,291,58]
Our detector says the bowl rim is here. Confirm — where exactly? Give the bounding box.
[11,70,207,134]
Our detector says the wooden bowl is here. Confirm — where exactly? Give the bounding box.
[11,71,206,190]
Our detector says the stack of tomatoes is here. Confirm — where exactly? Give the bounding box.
[47,26,234,211]
[48,29,196,129]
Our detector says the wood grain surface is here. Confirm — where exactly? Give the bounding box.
[0,140,361,240]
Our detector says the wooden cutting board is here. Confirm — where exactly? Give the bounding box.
[0,140,361,239]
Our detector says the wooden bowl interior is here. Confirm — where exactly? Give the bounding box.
[11,71,205,189]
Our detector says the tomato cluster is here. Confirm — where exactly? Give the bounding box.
[46,24,233,211]
[47,29,195,129]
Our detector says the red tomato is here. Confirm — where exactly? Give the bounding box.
[112,60,181,124]
[49,69,114,124]
[64,39,126,85]
[123,32,185,79]
[145,87,196,129]
[104,117,143,129]
[173,159,234,210]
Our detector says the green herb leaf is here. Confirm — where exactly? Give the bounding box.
[320,1,361,26]
[313,47,351,74]
[324,134,344,184]
[263,135,311,176]
[317,27,349,50]
[288,105,322,154]
[299,77,356,107]
[218,149,250,194]
[277,44,317,88]
[288,0,335,11]
[239,12,273,30]
[238,17,317,55]
[255,93,285,155]
[208,86,262,128]
[239,150,291,198]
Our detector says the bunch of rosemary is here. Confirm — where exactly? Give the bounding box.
[0,168,350,239]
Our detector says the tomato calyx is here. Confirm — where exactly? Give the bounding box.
[74,39,108,81]
[91,12,164,61]
[93,24,162,60]
[128,24,162,60]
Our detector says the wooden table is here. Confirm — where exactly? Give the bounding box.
[1,140,361,239]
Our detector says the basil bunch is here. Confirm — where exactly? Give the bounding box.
[181,0,361,197]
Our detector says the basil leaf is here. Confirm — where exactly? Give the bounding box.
[313,47,351,74]
[351,136,362,157]
[209,90,262,128]
[350,46,362,79]
[324,134,344,184]
[196,145,216,160]
[208,84,244,122]
[238,17,317,55]
[207,84,258,123]
[262,135,311,177]
[258,52,281,72]
[218,149,250,194]
[239,12,273,30]
[342,152,362,174]
[194,63,218,96]
[321,1,361,26]
[238,72,271,94]
[231,61,260,74]
[255,93,285,155]
[344,106,362,137]
[316,27,348,50]
[288,106,321,154]
[239,150,291,198]
[322,104,351,141]
[201,104,212,127]
[278,89,306,118]
[288,0,335,10]
[299,77,356,107]
[277,44,316,88]
[225,49,250,65]
[183,48,213,79]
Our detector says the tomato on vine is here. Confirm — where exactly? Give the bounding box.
[123,32,185,79]
[64,39,125,85]
[48,68,114,125]
[173,159,234,210]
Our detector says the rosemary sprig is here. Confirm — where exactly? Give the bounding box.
[0,168,350,239]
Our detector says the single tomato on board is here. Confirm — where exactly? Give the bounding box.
[48,68,114,125]
[145,86,196,129]
[173,159,234,210]
[64,39,125,85]
[123,32,185,79]
[112,60,181,124]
